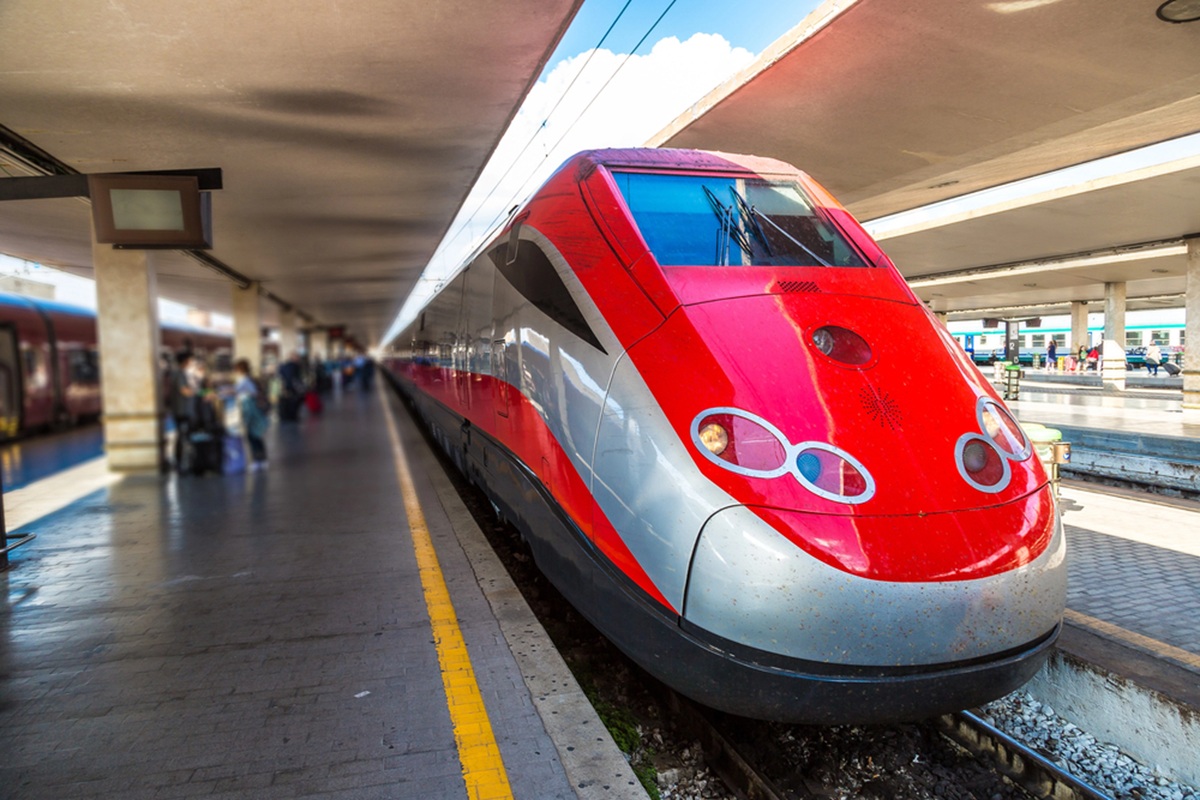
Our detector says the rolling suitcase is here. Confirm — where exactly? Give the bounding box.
[278,392,301,421]
[188,430,223,475]
[1162,361,1180,376]
[223,433,247,474]
[304,389,323,416]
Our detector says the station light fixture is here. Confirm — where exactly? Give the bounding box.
[88,173,212,249]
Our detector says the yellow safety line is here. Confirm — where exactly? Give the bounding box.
[383,404,514,800]
[1064,609,1200,670]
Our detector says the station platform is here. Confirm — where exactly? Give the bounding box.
[0,387,642,800]
[995,373,1200,496]
[1055,483,1200,701]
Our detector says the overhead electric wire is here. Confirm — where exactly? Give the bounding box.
[454,0,635,232]
[434,0,678,267]
[474,0,680,240]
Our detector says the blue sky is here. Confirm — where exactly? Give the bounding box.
[548,0,822,68]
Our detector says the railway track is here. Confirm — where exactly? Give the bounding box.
[937,711,1114,800]
[664,690,1116,800]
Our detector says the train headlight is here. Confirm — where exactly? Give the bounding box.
[810,325,872,366]
[978,399,1032,461]
[692,409,791,477]
[691,407,875,503]
[698,422,728,456]
[955,433,1011,493]
[793,444,874,503]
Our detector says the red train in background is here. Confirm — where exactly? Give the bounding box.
[385,148,1066,723]
[0,292,231,439]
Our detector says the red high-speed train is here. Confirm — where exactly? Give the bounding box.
[0,292,231,439]
[385,148,1066,723]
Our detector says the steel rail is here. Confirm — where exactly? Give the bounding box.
[937,710,1116,800]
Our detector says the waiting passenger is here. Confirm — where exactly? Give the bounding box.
[233,359,269,470]
[1146,342,1162,376]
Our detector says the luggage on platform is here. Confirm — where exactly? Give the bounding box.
[278,391,302,421]
[183,430,222,475]
[223,433,247,474]
[304,389,323,416]
[1162,361,1180,376]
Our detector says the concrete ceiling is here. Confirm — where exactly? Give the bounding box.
[652,0,1200,320]
[0,0,581,344]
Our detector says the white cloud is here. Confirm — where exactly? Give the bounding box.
[382,33,754,345]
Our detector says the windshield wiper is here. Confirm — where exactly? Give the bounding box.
[730,188,773,258]
[732,189,833,268]
[703,185,751,266]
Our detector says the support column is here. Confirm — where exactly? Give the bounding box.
[933,311,948,328]
[1101,282,1127,391]
[1184,238,1200,415]
[278,309,299,362]
[1070,301,1089,356]
[310,328,329,363]
[231,282,262,374]
[93,239,163,472]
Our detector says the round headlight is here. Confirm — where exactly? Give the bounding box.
[810,325,872,366]
[963,440,991,472]
[955,433,1010,493]
[698,422,728,456]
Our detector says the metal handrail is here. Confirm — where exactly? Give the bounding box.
[2,533,36,556]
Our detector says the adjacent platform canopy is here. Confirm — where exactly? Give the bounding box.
[652,0,1200,319]
[0,0,581,342]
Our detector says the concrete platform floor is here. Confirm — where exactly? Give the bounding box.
[0,387,642,800]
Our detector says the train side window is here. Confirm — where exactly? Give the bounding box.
[23,348,48,390]
[488,240,606,353]
[69,349,101,383]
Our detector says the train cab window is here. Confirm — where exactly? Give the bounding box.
[610,171,868,268]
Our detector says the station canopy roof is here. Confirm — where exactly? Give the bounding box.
[0,0,581,344]
[651,0,1200,320]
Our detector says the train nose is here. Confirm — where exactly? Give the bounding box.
[683,503,1066,667]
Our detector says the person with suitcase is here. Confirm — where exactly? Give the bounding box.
[277,352,305,422]
[1146,342,1162,376]
[183,361,224,475]
[233,359,270,471]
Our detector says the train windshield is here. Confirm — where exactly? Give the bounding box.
[610,171,868,268]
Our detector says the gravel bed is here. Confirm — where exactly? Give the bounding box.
[980,692,1199,800]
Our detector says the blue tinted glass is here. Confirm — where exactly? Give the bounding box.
[612,172,730,266]
[611,171,867,268]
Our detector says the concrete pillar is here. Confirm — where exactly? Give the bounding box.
[310,328,329,362]
[933,311,948,328]
[1101,282,1127,391]
[1184,238,1200,415]
[93,238,163,472]
[278,309,299,361]
[231,282,262,374]
[1070,301,1089,356]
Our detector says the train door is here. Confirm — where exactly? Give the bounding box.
[0,325,20,438]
